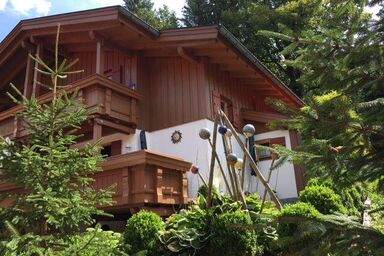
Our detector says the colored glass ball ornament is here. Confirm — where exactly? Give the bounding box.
[218,125,228,135]
[226,153,238,165]
[242,124,255,138]
[271,152,280,160]
[199,128,211,140]
[234,158,243,170]
[225,129,232,137]
[190,165,199,174]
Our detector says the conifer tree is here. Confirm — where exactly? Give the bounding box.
[258,0,384,190]
[0,25,114,236]
[124,0,178,29]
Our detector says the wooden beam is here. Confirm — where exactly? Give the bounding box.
[32,43,43,97]
[23,49,35,98]
[95,118,135,135]
[89,30,131,56]
[242,110,288,123]
[177,46,199,64]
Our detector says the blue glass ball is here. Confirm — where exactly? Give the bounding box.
[218,125,228,135]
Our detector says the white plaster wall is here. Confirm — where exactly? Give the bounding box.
[146,120,298,200]
[251,130,298,199]
[99,120,298,200]
[147,119,211,198]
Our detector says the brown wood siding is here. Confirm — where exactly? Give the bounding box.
[144,57,208,131]
[205,63,254,125]
[40,50,136,91]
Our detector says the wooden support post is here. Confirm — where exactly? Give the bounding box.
[220,110,282,210]
[23,45,35,99]
[96,41,104,75]
[32,43,43,97]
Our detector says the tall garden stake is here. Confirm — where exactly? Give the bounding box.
[219,110,282,210]
[206,115,219,208]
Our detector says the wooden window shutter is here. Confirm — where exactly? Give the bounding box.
[212,90,221,117]
[270,137,286,146]
[233,102,240,129]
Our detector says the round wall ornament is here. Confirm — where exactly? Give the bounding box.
[171,130,182,144]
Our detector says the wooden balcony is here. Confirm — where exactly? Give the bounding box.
[0,150,191,216]
[0,74,143,139]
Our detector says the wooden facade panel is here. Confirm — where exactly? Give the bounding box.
[0,150,191,210]
[205,63,254,124]
[145,57,208,131]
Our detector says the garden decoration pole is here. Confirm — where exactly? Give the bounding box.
[200,127,233,198]
[219,110,282,210]
[206,115,219,208]
[259,155,277,213]
[207,140,233,198]
[190,165,207,187]
[240,138,248,190]
[218,119,238,200]
[227,153,247,208]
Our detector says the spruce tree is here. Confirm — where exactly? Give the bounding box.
[259,0,384,190]
[0,25,114,236]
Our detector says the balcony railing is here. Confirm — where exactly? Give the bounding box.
[0,150,191,215]
[0,74,143,139]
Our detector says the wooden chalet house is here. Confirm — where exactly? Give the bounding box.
[0,6,305,227]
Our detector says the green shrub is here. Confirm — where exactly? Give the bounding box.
[65,227,127,256]
[205,211,260,256]
[159,205,209,254]
[124,211,164,255]
[300,185,346,214]
[279,202,321,237]
[280,202,321,218]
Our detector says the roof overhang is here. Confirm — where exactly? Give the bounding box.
[0,5,303,108]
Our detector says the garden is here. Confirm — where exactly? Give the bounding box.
[0,0,384,255]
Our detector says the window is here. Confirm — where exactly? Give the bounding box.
[101,145,112,158]
[256,137,286,161]
[220,96,234,123]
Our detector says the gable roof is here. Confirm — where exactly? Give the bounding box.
[0,5,303,107]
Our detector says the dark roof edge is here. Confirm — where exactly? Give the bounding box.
[217,25,304,106]
[117,6,160,38]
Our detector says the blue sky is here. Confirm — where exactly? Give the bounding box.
[0,0,185,41]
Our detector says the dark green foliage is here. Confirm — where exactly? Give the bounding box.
[278,202,320,237]
[124,0,178,29]
[159,204,209,255]
[0,26,113,237]
[300,185,346,214]
[274,214,384,255]
[262,0,384,192]
[182,0,318,96]
[280,202,320,218]
[205,211,259,256]
[124,210,164,255]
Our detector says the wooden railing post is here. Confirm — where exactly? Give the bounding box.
[156,167,164,204]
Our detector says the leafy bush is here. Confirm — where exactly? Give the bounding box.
[281,202,320,218]
[64,227,127,256]
[205,211,260,256]
[0,225,127,256]
[278,202,320,237]
[300,185,346,214]
[159,204,209,254]
[124,211,164,255]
